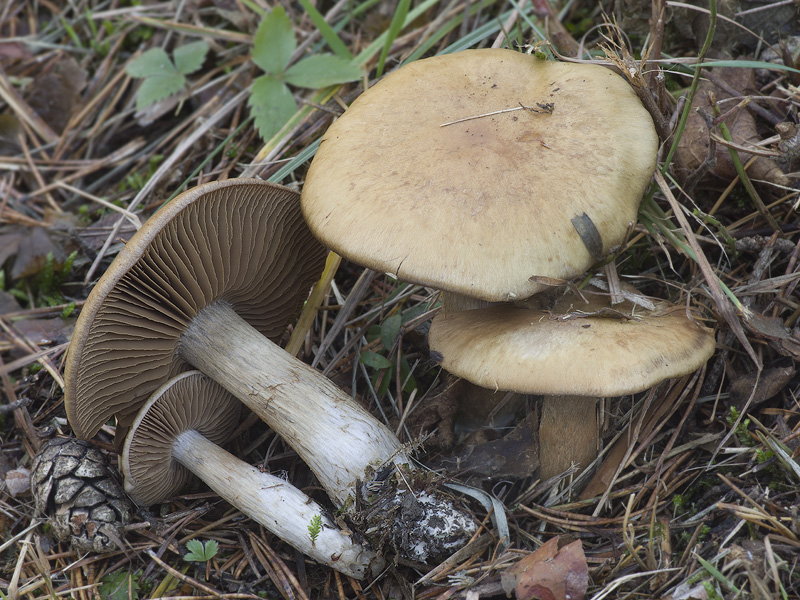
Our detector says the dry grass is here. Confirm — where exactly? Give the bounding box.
[1,0,799,598]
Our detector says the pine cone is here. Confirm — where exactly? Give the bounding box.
[31,438,132,553]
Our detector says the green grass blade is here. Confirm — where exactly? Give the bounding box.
[695,555,742,594]
[297,0,353,60]
[354,0,443,66]
[268,140,321,183]
[683,59,800,75]
[376,0,411,77]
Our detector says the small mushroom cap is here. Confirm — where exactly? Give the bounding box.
[428,289,716,396]
[121,371,240,505]
[65,179,326,439]
[302,49,658,301]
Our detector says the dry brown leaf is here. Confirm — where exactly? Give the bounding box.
[729,366,796,411]
[26,54,87,134]
[10,226,66,279]
[501,536,588,600]
[674,62,788,191]
[449,411,539,478]
[745,311,800,359]
[0,42,33,62]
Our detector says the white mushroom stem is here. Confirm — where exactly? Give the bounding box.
[180,301,411,506]
[170,429,378,579]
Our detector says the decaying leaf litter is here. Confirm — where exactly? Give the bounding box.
[1,0,799,598]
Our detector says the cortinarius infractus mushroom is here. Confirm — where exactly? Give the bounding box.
[428,285,716,478]
[301,48,658,302]
[65,178,476,566]
[122,371,380,578]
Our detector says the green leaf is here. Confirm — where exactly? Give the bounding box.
[173,41,209,75]
[284,54,362,88]
[126,47,177,78]
[308,514,322,543]
[360,351,392,370]
[184,538,219,562]
[399,353,417,393]
[380,314,402,351]
[248,75,297,141]
[252,6,295,75]
[135,72,186,111]
[98,571,141,600]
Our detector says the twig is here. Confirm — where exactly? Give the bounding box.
[146,550,225,599]
[439,102,554,127]
[0,395,32,414]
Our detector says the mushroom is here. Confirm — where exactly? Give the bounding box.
[122,370,379,578]
[65,178,476,563]
[299,48,660,471]
[428,285,716,478]
[301,48,658,302]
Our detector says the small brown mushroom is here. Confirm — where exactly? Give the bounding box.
[428,286,716,478]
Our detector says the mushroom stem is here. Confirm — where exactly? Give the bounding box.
[179,300,411,506]
[168,429,378,578]
[537,395,600,479]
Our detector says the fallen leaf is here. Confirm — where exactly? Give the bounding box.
[26,54,87,133]
[502,536,588,600]
[451,412,539,477]
[4,466,31,497]
[0,42,33,62]
[729,366,796,410]
[11,226,66,279]
[745,311,800,359]
[674,62,788,192]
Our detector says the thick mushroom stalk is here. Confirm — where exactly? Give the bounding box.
[171,432,375,577]
[123,372,379,579]
[180,301,405,506]
[180,302,478,563]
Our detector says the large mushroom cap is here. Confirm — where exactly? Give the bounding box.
[121,370,240,505]
[428,289,716,396]
[301,49,658,301]
[65,179,327,439]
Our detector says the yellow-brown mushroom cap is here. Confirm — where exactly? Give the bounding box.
[301,49,658,302]
[428,291,716,396]
[65,179,327,439]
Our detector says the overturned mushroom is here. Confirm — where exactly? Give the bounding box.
[122,371,379,578]
[65,178,475,564]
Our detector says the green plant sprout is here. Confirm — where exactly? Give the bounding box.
[183,538,219,562]
[98,570,142,600]
[726,407,753,447]
[248,6,362,141]
[126,41,209,111]
[307,514,322,544]
[34,250,78,308]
